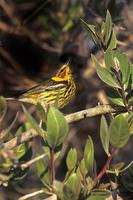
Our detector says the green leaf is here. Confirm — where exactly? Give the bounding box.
[36,156,52,188]
[105,49,130,84]
[66,148,77,171]
[106,88,125,106]
[14,143,31,159]
[10,167,29,182]
[42,140,62,161]
[54,180,64,200]
[107,29,117,50]
[22,105,46,139]
[15,123,32,159]
[115,53,130,84]
[128,112,133,135]
[105,48,120,70]
[81,19,98,46]
[47,106,68,148]
[0,112,18,141]
[100,116,109,155]
[109,114,130,148]
[112,162,125,171]
[102,10,112,45]
[108,96,125,107]
[104,48,114,70]
[0,157,13,171]
[131,64,133,89]
[63,173,81,200]
[63,20,73,32]
[110,49,131,86]
[79,158,87,177]
[84,136,94,178]
[128,96,133,108]
[42,142,50,157]
[16,123,32,135]
[91,55,121,88]
[86,189,111,200]
[36,103,47,124]
[0,173,10,185]
[104,48,119,70]
[0,96,7,122]
[118,161,133,193]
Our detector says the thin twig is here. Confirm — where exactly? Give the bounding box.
[21,153,47,170]
[94,148,116,183]
[50,148,55,191]
[0,0,61,53]
[0,21,21,35]
[0,0,17,23]
[22,0,51,25]
[1,128,38,150]
[117,40,127,47]
[18,189,44,200]
[0,112,19,140]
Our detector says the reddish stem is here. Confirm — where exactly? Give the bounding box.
[94,148,116,183]
[50,148,55,188]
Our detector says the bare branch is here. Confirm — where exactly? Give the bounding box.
[18,189,45,200]
[1,129,38,150]
[21,153,47,170]
[0,105,126,150]
[65,105,125,123]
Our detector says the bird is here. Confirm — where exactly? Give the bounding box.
[6,64,76,109]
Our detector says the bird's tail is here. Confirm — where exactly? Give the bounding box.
[5,97,17,101]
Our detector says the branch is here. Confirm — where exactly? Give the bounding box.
[18,189,44,200]
[65,104,125,123]
[20,153,47,170]
[1,129,38,150]
[94,148,116,183]
[0,105,126,150]
[50,148,55,191]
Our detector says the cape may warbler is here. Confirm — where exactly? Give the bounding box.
[15,64,76,108]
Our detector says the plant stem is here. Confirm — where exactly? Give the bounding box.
[65,105,126,123]
[18,189,44,200]
[94,155,112,182]
[50,148,55,190]
[21,153,47,170]
[94,148,116,183]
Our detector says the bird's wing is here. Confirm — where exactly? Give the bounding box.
[19,80,66,98]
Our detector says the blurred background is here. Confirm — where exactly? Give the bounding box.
[0,0,133,199]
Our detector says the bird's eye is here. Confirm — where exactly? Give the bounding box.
[58,68,66,78]
[60,69,64,73]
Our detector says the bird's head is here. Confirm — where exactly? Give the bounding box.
[51,64,72,83]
